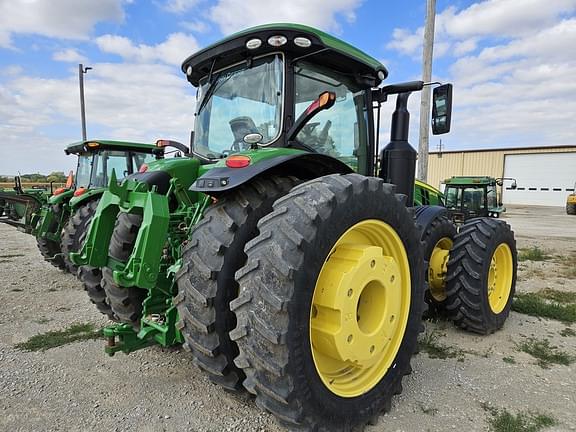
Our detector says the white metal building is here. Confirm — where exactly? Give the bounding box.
[427,145,576,207]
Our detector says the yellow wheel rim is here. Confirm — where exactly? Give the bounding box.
[487,243,513,314]
[309,219,411,398]
[428,237,452,302]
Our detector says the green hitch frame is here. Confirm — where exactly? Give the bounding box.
[72,169,211,355]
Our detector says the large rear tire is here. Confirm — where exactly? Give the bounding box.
[102,213,146,326]
[36,204,67,271]
[445,218,517,334]
[567,202,576,215]
[231,174,424,431]
[175,176,298,392]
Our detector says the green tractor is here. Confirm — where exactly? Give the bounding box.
[33,139,184,274]
[72,24,517,431]
[0,176,52,232]
[443,176,517,223]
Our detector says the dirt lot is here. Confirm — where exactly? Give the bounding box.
[1,205,575,432]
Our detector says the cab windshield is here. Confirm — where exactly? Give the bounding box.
[193,54,284,159]
[75,150,156,189]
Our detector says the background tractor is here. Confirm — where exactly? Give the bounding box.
[33,140,165,274]
[567,182,576,215]
[443,175,517,223]
[72,24,517,431]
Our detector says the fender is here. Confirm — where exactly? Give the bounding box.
[69,188,104,209]
[48,189,74,206]
[413,205,448,236]
[190,152,353,194]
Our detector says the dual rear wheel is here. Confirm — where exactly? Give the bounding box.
[416,208,517,334]
[177,174,424,431]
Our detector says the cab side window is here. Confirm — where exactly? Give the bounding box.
[293,62,369,172]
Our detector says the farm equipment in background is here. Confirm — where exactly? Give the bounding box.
[0,176,52,233]
[32,140,175,274]
[567,182,576,215]
[443,176,517,223]
[71,23,517,431]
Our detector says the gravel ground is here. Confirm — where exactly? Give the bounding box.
[0,205,574,432]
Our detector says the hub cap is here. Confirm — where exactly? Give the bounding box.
[310,220,411,398]
[487,243,513,314]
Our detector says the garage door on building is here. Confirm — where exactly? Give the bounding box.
[502,152,576,206]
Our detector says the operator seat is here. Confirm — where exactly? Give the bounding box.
[229,116,258,151]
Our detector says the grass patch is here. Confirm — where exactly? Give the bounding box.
[512,293,576,323]
[536,288,576,304]
[518,246,551,262]
[483,405,557,432]
[516,337,575,369]
[502,356,516,364]
[418,330,466,361]
[15,323,102,352]
[560,327,576,337]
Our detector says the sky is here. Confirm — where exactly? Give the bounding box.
[0,0,575,174]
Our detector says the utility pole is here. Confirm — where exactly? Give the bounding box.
[78,64,92,141]
[417,0,436,182]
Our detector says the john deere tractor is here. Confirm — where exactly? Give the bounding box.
[443,176,517,223]
[33,140,178,275]
[72,24,517,431]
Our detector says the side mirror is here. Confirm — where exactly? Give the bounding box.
[287,91,336,142]
[431,84,453,135]
[511,181,518,190]
[156,139,190,155]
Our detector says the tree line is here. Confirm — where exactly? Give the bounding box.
[0,172,68,184]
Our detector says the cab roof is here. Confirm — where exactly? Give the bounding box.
[443,176,496,185]
[181,23,388,87]
[64,140,158,155]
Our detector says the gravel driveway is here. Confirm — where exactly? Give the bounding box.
[1,205,574,432]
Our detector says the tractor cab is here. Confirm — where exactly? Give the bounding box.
[63,140,162,194]
[183,23,452,198]
[443,176,517,223]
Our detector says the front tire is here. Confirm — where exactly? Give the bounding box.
[445,218,517,334]
[61,200,99,275]
[175,176,298,392]
[567,201,576,215]
[231,174,424,431]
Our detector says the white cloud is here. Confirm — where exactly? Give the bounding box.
[163,0,200,13]
[209,0,362,34]
[385,0,576,151]
[0,62,197,174]
[180,20,210,33]
[53,48,88,63]
[0,0,125,48]
[96,32,199,66]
